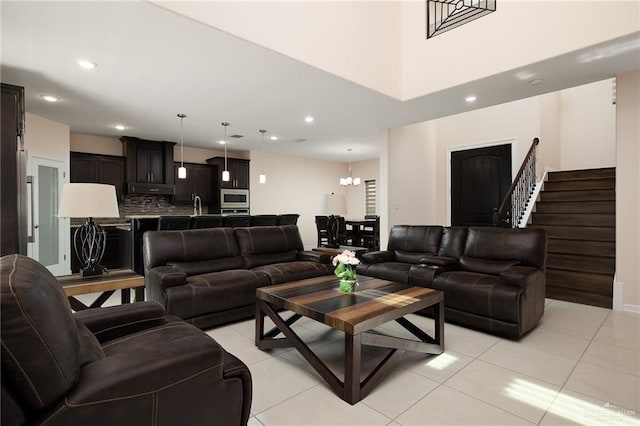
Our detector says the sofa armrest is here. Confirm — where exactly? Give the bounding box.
[297,250,332,264]
[74,302,167,343]
[418,255,459,267]
[500,266,544,290]
[148,265,188,291]
[360,250,394,264]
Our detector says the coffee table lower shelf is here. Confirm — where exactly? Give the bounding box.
[255,276,444,404]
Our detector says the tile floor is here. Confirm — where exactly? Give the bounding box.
[80,292,640,425]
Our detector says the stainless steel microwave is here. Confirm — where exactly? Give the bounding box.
[220,188,249,209]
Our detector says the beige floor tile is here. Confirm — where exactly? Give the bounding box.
[205,324,246,344]
[399,349,474,383]
[218,334,289,366]
[248,416,265,426]
[593,321,640,351]
[602,310,640,332]
[539,388,640,426]
[395,385,534,426]
[361,368,439,419]
[564,362,640,412]
[249,355,321,415]
[479,340,578,385]
[538,301,609,339]
[441,323,501,358]
[256,385,391,425]
[581,340,640,376]
[518,327,591,360]
[445,360,561,423]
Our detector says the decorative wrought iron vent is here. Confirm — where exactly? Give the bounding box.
[427,0,496,39]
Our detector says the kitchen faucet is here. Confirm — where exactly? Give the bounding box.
[193,195,202,216]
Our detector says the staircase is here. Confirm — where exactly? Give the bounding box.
[530,168,615,308]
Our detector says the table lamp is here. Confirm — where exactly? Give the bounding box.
[58,183,120,277]
[323,193,347,248]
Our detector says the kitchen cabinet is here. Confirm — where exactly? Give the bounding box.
[70,152,126,200]
[173,162,217,204]
[206,157,250,189]
[120,136,175,195]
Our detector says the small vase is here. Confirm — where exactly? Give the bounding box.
[339,279,357,293]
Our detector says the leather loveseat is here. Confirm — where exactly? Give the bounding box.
[143,225,333,329]
[357,225,547,339]
[1,254,252,426]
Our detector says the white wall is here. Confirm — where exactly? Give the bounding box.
[248,151,349,249]
[346,159,380,219]
[615,70,640,311]
[24,113,70,156]
[157,1,639,101]
[387,121,437,227]
[561,79,616,170]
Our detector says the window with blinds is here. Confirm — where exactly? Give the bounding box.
[365,179,376,215]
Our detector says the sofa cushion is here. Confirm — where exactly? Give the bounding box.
[432,271,522,323]
[0,255,80,411]
[460,255,520,275]
[464,227,546,269]
[144,228,240,271]
[438,227,468,258]
[165,270,270,319]
[357,262,412,284]
[388,225,443,259]
[168,257,244,276]
[395,250,435,264]
[252,261,334,285]
[235,226,303,268]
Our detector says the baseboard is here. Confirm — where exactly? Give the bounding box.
[613,278,624,311]
[623,304,640,314]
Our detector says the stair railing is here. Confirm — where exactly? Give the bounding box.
[493,137,540,227]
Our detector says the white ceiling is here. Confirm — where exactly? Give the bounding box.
[1,1,639,162]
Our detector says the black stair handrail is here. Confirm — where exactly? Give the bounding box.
[493,137,540,227]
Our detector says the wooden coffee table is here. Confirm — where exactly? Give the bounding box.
[255,275,444,404]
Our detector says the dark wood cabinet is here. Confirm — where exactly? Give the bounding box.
[206,157,250,189]
[120,136,175,195]
[70,152,126,200]
[173,162,217,204]
[1,83,25,256]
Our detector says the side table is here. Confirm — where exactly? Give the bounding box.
[57,269,145,311]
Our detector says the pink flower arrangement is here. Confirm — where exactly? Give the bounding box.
[332,250,360,282]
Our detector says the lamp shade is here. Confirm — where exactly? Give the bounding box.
[58,183,120,218]
[323,193,347,216]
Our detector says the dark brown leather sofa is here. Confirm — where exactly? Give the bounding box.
[143,225,333,329]
[357,225,547,339]
[1,254,252,426]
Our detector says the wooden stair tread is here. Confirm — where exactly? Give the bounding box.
[534,201,615,214]
[547,168,615,181]
[547,239,615,257]
[540,189,615,202]
[546,268,614,295]
[547,253,615,274]
[546,286,612,309]
[531,213,615,227]
[530,225,615,242]
[544,178,615,191]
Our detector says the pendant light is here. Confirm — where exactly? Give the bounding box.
[221,122,230,182]
[339,148,361,186]
[177,114,187,179]
[259,129,267,184]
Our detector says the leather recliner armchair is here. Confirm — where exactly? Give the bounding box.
[1,255,252,426]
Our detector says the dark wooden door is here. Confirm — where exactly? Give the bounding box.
[451,144,511,226]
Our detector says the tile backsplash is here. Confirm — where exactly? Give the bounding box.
[119,194,207,216]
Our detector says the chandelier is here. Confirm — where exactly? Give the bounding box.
[427,0,496,39]
[340,149,361,186]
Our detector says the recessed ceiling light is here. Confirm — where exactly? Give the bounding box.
[113,124,126,131]
[304,116,314,123]
[40,94,59,103]
[77,59,97,70]
[218,140,226,145]
[270,136,278,141]
[529,79,544,86]
[465,95,477,103]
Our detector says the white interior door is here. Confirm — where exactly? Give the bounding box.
[27,153,69,275]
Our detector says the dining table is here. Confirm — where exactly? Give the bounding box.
[345,218,379,248]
